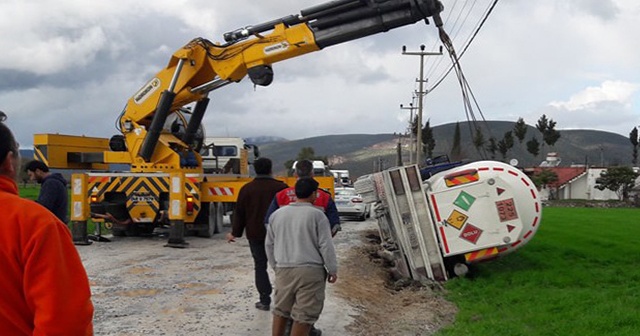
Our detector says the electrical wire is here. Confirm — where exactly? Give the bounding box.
[434,3,500,159]
[428,0,499,92]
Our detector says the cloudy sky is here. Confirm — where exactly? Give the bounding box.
[1,0,638,148]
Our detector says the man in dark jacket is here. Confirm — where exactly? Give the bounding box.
[25,160,68,223]
[226,157,288,311]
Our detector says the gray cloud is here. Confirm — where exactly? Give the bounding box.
[0,0,637,150]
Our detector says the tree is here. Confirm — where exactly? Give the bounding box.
[297,147,317,160]
[410,115,419,136]
[472,127,486,158]
[450,122,463,161]
[535,114,549,134]
[595,166,639,201]
[421,119,436,159]
[630,127,639,165]
[513,117,528,144]
[526,136,540,158]
[543,120,561,148]
[486,137,497,160]
[284,147,327,170]
[532,168,559,199]
[497,131,515,160]
[535,114,561,151]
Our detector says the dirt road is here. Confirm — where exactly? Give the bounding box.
[79,218,455,335]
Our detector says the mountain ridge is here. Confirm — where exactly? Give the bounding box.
[259,121,635,179]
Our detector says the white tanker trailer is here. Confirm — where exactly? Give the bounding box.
[354,160,541,281]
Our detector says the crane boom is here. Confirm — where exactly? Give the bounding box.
[120,0,444,170]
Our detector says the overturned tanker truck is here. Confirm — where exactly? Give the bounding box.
[354,160,541,281]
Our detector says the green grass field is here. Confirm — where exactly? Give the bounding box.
[18,184,40,200]
[436,207,640,336]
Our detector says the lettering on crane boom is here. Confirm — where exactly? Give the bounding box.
[264,42,290,55]
[133,78,161,104]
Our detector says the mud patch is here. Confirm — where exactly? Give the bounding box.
[334,230,457,336]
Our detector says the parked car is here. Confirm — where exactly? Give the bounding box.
[334,187,370,221]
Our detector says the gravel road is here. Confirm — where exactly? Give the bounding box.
[79,219,372,336]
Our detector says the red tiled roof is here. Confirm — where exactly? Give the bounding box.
[531,167,587,188]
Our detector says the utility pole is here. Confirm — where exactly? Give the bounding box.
[400,99,417,164]
[402,44,442,165]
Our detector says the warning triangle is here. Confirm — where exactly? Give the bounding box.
[497,187,505,195]
[507,224,515,232]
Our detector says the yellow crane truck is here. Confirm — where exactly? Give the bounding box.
[33,0,445,247]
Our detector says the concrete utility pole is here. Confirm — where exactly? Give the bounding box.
[402,44,442,165]
[400,99,417,164]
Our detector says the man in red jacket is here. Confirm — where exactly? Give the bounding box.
[227,157,288,311]
[265,159,341,236]
[0,113,94,335]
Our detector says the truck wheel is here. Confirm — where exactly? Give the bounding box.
[124,224,141,237]
[197,202,223,237]
[211,202,224,234]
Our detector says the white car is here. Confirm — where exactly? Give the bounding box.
[335,187,370,221]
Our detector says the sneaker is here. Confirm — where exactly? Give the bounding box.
[254,302,270,311]
[309,326,322,336]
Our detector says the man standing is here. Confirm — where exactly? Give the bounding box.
[0,114,94,335]
[227,157,288,311]
[25,160,68,223]
[266,178,338,336]
[266,159,341,236]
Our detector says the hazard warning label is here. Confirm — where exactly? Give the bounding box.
[496,198,518,222]
[446,210,468,230]
[460,223,483,244]
[453,191,476,211]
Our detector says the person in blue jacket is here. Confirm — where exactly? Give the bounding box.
[25,160,69,223]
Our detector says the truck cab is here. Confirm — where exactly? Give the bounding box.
[291,160,331,177]
[200,137,258,174]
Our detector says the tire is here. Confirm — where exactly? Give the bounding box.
[211,202,224,234]
[124,224,141,237]
[198,202,223,237]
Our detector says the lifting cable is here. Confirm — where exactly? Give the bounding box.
[429,0,500,159]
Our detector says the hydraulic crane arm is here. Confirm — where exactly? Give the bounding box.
[114,0,444,170]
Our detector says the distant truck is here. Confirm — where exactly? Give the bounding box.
[291,160,332,177]
[330,169,352,186]
[200,137,259,174]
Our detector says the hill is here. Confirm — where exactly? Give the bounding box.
[259,121,634,179]
[19,122,634,181]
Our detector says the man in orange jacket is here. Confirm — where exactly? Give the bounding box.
[0,112,94,335]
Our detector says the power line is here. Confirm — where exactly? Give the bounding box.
[428,0,500,93]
